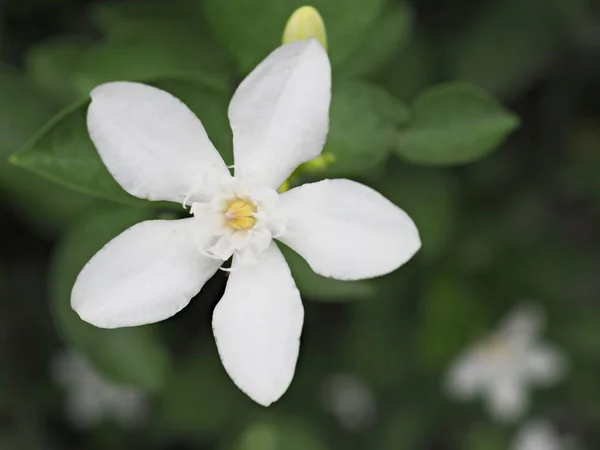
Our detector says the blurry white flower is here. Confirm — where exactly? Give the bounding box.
[445,305,566,422]
[511,420,573,450]
[321,374,377,431]
[71,39,421,407]
[52,350,146,428]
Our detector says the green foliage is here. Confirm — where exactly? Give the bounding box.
[50,206,170,391]
[325,80,410,175]
[25,38,90,103]
[89,0,197,35]
[155,343,253,439]
[445,0,584,99]
[396,83,520,165]
[376,404,434,450]
[0,66,91,230]
[11,78,232,204]
[11,98,138,205]
[417,270,488,370]
[230,416,330,450]
[375,31,436,102]
[203,0,385,73]
[376,163,461,262]
[2,0,596,448]
[72,19,230,95]
[341,274,414,390]
[336,2,414,78]
[464,424,509,450]
[280,245,376,301]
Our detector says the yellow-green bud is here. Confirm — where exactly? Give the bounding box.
[282,5,327,50]
[278,179,291,193]
[302,152,336,173]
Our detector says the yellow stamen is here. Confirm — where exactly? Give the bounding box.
[224,199,257,230]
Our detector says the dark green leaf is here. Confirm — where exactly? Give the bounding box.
[231,416,329,450]
[396,83,519,165]
[0,66,91,229]
[280,244,375,301]
[90,0,197,36]
[154,343,253,439]
[72,20,230,95]
[375,31,436,101]
[12,78,232,203]
[11,98,141,206]
[341,274,414,390]
[203,0,385,73]
[50,206,170,391]
[376,164,460,262]
[446,0,583,100]
[25,37,90,103]
[464,424,508,450]
[337,2,414,78]
[325,81,409,175]
[417,270,488,370]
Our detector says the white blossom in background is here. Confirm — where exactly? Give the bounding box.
[511,420,575,450]
[444,305,566,423]
[321,373,377,431]
[52,350,146,428]
[70,39,421,407]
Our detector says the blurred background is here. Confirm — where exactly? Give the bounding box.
[1,0,600,449]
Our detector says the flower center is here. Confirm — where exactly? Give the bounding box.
[482,336,511,362]
[224,198,257,230]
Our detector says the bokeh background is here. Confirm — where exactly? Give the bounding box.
[1,0,600,448]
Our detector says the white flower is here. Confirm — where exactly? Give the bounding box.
[511,420,573,450]
[71,39,421,406]
[321,373,377,431]
[52,350,146,428]
[444,305,566,422]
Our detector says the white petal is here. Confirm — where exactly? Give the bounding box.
[525,345,566,385]
[72,218,221,328]
[212,243,304,406]
[278,179,421,280]
[486,379,528,423]
[500,304,544,343]
[229,40,331,189]
[445,350,488,400]
[511,420,562,450]
[88,82,229,203]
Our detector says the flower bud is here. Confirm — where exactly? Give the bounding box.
[282,6,327,50]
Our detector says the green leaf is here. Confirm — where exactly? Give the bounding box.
[376,404,434,450]
[49,206,170,391]
[446,0,583,100]
[280,244,375,301]
[203,0,385,73]
[341,274,414,390]
[396,83,519,165]
[159,79,233,165]
[12,78,232,203]
[375,164,460,262]
[25,37,90,103]
[337,2,414,78]
[154,343,253,439]
[375,31,436,101]
[89,0,197,36]
[11,98,140,205]
[0,66,91,230]
[325,81,410,175]
[417,270,488,370]
[464,424,508,450]
[231,416,329,450]
[72,20,230,95]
